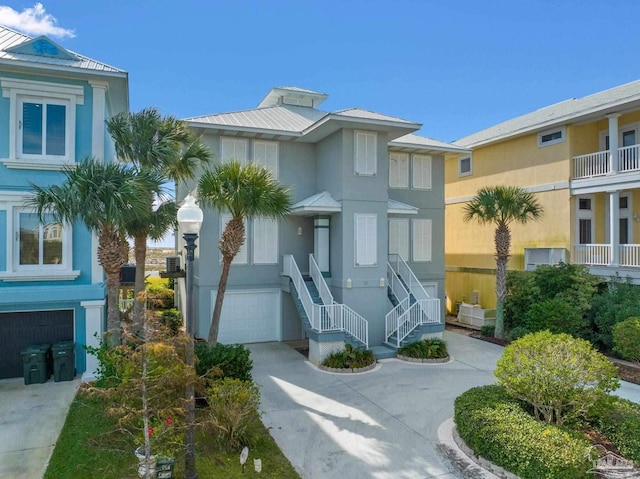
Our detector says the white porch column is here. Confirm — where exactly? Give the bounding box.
[314,215,330,276]
[89,80,108,160]
[81,299,105,382]
[609,190,620,266]
[608,114,620,174]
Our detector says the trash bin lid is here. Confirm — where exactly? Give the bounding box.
[25,344,51,352]
[52,341,75,351]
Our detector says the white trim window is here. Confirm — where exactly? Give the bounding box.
[388,218,409,260]
[389,152,409,188]
[1,78,83,170]
[577,195,594,245]
[252,217,278,264]
[220,214,248,264]
[458,155,472,177]
[221,137,248,165]
[355,214,377,266]
[412,218,432,262]
[253,140,278,179]
[354,130,377,176]
[538,126,566,147]
[412,154,432,190]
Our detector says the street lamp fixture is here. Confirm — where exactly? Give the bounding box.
[177,193,203,479]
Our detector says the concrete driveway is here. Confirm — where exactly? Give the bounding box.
[250,331,640,479]
[0,377,80,479]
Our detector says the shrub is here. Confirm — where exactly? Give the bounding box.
[589,276,640,350]
[85,333,125,388]
[613,316,640,362]
[321,344,375,369]
[588,396,640,462]
[158,308,182,335]
[146,284,174,310]
[195,342,253,382]
[398,338,448,359]
[495,331,619,426]
[480,325,495,337]
[204,378,261,450]
[505,325,530,342]
[454,385,595,479]
[524,297,585,336]
[505,270,538,330]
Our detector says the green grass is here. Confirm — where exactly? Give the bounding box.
[45,389,300,479]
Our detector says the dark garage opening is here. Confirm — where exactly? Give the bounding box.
[0,310,74,379]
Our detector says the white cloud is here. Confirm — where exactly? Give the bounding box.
[0,3,75,39]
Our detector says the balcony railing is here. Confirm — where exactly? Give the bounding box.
[573,144,640,179]
[573,244,640,268]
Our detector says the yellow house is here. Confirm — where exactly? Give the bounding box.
[445,80,640,313]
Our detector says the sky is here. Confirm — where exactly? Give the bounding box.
[3,0,640,245]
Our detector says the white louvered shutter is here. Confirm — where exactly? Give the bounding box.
[412,219,432,262]
[253,218,278,264]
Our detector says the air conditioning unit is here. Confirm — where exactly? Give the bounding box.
[524,248,568,271]
[166,256,181,273]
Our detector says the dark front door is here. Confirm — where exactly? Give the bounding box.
[0,310,74,379]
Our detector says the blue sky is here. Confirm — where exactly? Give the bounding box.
[3,1,640,245]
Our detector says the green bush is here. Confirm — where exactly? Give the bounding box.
[195,342,253,382]
[588,396,640,462]
[454,385,595,479]
[613,316,640,362]
[505,270,538,330]
[480,325,495,337]
[146,284,175,310]
[524,297,585,336]
[205,378,261,451]
[495,331,619,425]
[158,308,182,335]
[589,276,640,350]
[398,338,448,359]
[321,344,375,369]
[84,334,125,388]
[506,325,530,342]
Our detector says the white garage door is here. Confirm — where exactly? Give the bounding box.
[216,290,281,344]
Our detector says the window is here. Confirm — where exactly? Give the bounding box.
[458,156,472,177]
[18,212,64,266]
[412,154,432,189]
[579,198,592,210]
[220,214,247,264]
[620,196,629,209]
[1,78,83,170]
[253,141,278,179]
[389,152,409,188]
[579,219,592,244]
[355,214,377,266]
[537,126,565,147]
[354,131,377,176]
[253,218,278,264]
[221,138,248,165]
[576,195,594,246]
[412,219,432,262]
[388,219,409,260]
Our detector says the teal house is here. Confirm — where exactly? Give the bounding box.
[0,26,128,380]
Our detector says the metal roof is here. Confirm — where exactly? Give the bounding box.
[334,108,416,125]
[454,79,640,148]
[0,25,125,74]
[291,191,342,215]
[390,133,471,154]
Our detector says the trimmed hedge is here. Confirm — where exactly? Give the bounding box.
[195,342,253,382]
[454,385,595,479]
[590,396,640,462]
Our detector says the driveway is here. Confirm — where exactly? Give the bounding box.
[0,377,80,479]
[250,331,640,479]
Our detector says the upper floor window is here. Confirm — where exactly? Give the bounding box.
[1,78,83,170]
[221,137,248,165]
[253,140,278,179]
[389,152,409,188]
[538,126,565,147]
[412,154,432,190]
[355,214,377,266]
[354,130,377,176]
[458,156,472,177]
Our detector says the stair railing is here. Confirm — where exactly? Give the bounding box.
[385,297,409,346]
[387,262,409,304]
[388,254,431,301]
[309,254,333,306]
[284,254,320,330]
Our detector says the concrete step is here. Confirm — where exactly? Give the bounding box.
[371,344,397,359]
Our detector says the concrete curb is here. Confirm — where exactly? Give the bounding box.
[396,354,453,364]
[305,360,382,375]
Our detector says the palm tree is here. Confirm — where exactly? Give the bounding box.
[107,108,211,330]
[197,160,292,345]
[26,158,161,345]
[463,185,543,339]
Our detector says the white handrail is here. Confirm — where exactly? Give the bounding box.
[620,244,640,267]
[388,254,431,301]
[385,297,409,344]
[572,244,611,265]
[387,262,409,303]
[573,150,609,178]
[309,254,333,306]
[618,145,640,172]
[284,255,319,330]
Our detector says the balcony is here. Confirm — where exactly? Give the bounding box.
[573,145,640,179]
[573,244,640,268]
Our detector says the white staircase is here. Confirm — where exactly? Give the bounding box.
[385,254,440,348]
[283,254,369,349]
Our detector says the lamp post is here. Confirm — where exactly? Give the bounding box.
[177,193,203,479]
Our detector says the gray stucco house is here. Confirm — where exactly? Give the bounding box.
[177,86,469,362]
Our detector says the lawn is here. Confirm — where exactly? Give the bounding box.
[45,389,300,479]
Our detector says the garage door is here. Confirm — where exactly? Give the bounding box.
[216,290,281,344]
[0,310,74,379]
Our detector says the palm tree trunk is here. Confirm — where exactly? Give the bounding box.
[98,227,127,346]
[133,234,147,333]
[494,222,511,340]
[209,256,232,346]
[105,270,122,346]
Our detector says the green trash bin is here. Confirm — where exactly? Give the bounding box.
[156,457,174,479]
[52,341,75,382]
[21,344,51,385]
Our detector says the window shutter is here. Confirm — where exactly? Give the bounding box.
[253,141,278,179]
[412,219,432,262]
[412,155,432,189]
[221,213,247,264]
[253,218,278,264]
[389,153,409,188]
[389,219,409,260]
[355,214,377,266]
[355,131,377,175]
[221,138,248,164]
